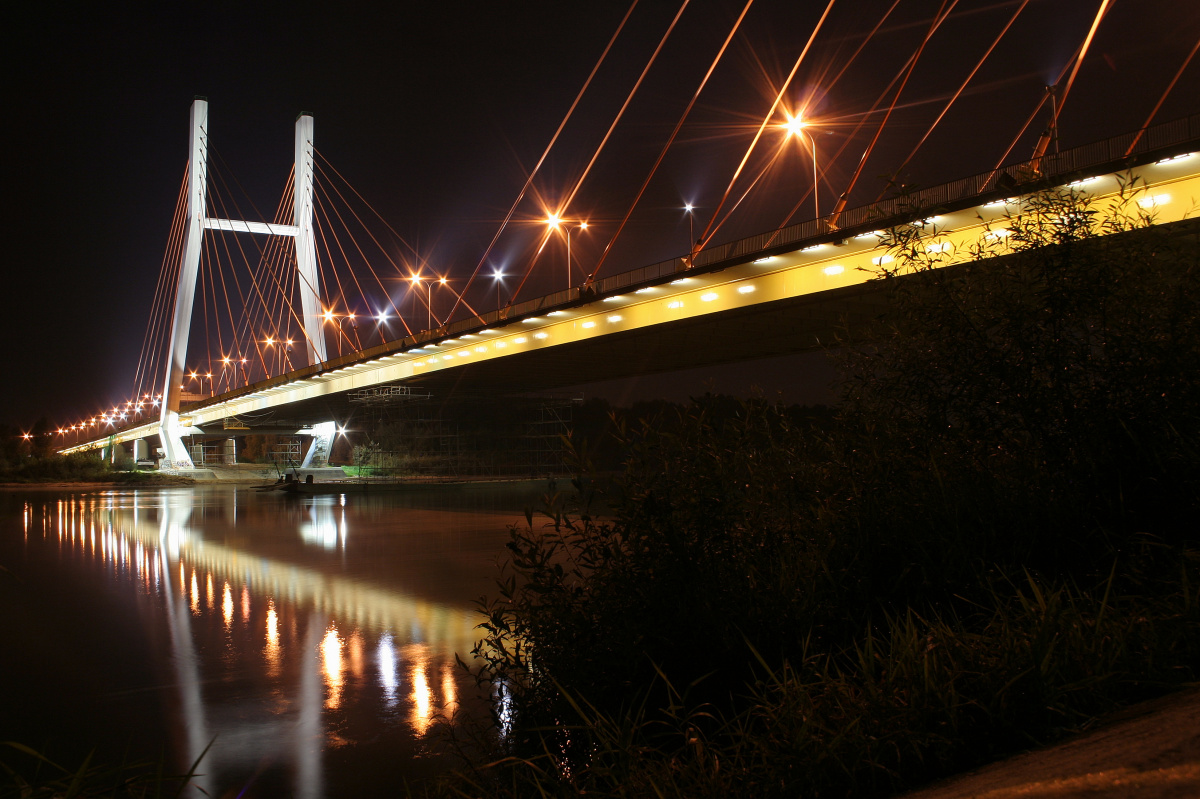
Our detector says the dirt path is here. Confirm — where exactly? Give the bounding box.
[902,689,1200,798]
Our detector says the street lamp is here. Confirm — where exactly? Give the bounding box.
[409,275,447,330]
[783,113,820,221]
[492,269,505,309]
[683,203,696,263]
[409,275,428,330]
[263,338,277,376]
[547,215,589,290]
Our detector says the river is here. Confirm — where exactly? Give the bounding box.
[0,481,550,797]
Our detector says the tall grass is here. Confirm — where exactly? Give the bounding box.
[430,185,1200,797]
[0,740,208,798]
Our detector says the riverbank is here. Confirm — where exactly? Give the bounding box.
[901,687,1200,799]
[0,473,196,489]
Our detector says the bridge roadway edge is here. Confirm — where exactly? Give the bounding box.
[62,119,1200,452]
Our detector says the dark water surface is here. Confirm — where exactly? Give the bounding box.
[0,482,546,797]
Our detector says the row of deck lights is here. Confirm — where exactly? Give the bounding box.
[53,393,167,437]
[65,149,1195,443]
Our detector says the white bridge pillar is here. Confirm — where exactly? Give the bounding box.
[295,115,328,365]
[159,99,209,468]
[158,99,328,468]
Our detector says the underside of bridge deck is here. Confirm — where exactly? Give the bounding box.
[204,279,893,431]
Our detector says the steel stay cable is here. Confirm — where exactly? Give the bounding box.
[588,0,757,284]
[211,153,297,349]
[130,203,180,405]
[311,190,371,342]
[207,161,289,379]
[312,199,365,353]
[1126,33,1200,156]
[202,225,228,386]
[205,168,277,388]
[508,0,693,306]
[445,0,640,318]
[138,165,189,401]
[209,153,275,356]
[211,160,314,377]
[312,150,419,262]
[987,53,1079,175]
[1050,0,1113,137]
[693,0,837,256]
[881,0,1031,199]
[142,175,190,407]
[131,165,189,404]
[208,166,273,379]
[311,166,413,338]
[252,164,332,366]
[315,153,486,332]
[761,1,908,245]
[199,221,216,389]
[825,0,959,230]
[710,142,792,241]
[131,168,186,401]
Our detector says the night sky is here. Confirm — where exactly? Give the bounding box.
[3,0,1197,430]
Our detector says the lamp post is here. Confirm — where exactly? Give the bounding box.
[493,269,505,309]
[263,337,278,376]
[409,276,429,330]
[784,113,819,221]
[546,215,589,290]
[683,203,696,263]
[409,275,447,330]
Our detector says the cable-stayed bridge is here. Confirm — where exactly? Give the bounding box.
[30,0,1200,468]
[59,99,1200,469]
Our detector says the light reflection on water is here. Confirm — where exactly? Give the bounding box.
[6,484,539,797]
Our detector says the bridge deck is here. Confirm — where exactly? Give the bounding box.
[64,118,1200,453]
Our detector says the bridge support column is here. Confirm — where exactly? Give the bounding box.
[133,439,149,463]
[159,98,208,469]
[294,115,328,366]
[301,421,336,468]
[224,438,237,466]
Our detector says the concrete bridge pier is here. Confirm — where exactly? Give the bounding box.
[301,422,336,468]
[133,439,150,464]
[101,442,132,465]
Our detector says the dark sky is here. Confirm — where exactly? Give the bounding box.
[3,0,1197,429]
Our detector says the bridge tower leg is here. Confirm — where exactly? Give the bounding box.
[295,115,328,365]
[159,98,209,468]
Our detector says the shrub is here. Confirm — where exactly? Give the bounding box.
[444,183,1200,798]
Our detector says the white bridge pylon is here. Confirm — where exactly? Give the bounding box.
[160,98,329,467]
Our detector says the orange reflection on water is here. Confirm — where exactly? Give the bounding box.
[321,625,345,709]
[189,569,199,614]
[222,582,232,629]
[409,645,433,735]
[347,631,364,680]
[240,586,250,623]
[441,664,458,714]
[265,600,281,677]
[205,573,214,610]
